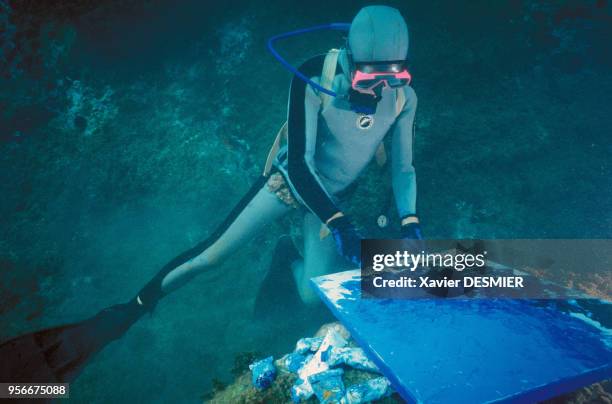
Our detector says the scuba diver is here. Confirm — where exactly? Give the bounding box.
[0,5,422,384]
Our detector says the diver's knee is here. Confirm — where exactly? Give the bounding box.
[198,241,230,268]
[297,285,320,307]
[187,250,220,273]
[301,293,321,307]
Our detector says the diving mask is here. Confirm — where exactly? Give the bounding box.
[351,61,412,95]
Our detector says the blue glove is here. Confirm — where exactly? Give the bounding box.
[328,215,362,267]
[400,217,425,255]
[400,222,423,240]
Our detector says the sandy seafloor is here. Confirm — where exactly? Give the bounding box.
[0,0,610,402]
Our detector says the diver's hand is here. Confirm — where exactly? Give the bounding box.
[327,215,362,267]
[400,215,423,239]
[401,222,423,240]
[400,215,425,254]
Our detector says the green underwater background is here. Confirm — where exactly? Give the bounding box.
[0,0,611,402]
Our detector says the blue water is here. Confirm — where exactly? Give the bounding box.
[0,0,611,402]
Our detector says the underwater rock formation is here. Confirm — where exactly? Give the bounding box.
[59,79,118,136]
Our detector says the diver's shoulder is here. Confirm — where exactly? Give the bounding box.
[305,76,323,98]
[308,74,350,95]
[308,75,321,85]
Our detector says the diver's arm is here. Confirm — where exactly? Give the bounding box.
[287,78,341,224]
[391,86,418,221]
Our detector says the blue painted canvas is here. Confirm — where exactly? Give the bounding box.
[311,270,612,403]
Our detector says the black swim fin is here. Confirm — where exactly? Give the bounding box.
[0,175,271,385]
[0,302,144,383]
[254,235,303,319]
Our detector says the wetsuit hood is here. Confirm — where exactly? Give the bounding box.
[348,6,409,63]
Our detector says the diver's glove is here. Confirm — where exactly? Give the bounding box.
[327,215,362,267]
[400,215,423,239]
[400,215,425,254]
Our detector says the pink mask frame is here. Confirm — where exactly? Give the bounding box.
[351,69,412,94]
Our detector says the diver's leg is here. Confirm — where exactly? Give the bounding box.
[155,186,290,296]
[292,212,352,305]
[135,181,289,310]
